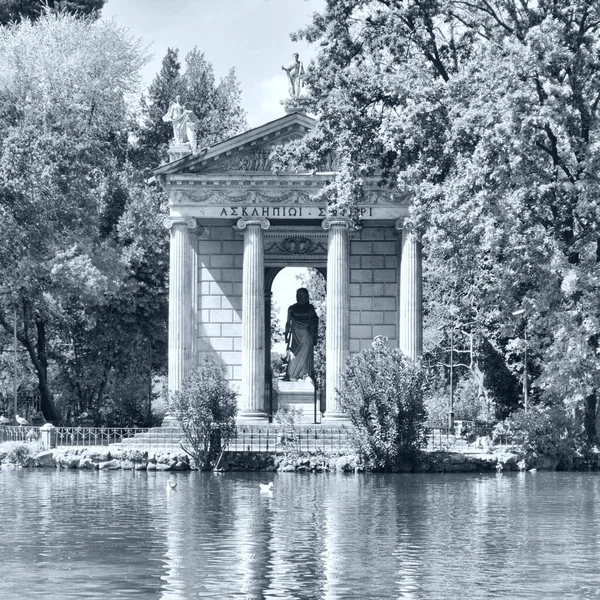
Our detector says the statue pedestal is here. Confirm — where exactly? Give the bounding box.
[168,142,192,162]
[277,379,319,423]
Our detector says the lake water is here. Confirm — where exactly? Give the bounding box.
[1,469,600,599]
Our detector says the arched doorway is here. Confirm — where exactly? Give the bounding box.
[266,266,326,422]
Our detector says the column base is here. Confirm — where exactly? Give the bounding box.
[321,411,350,425]
[237,410,270,425]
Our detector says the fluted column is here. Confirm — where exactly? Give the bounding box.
[322,218,351,420]
[238,218,270,419]
[396,219,423,359]
[164,217,199,394]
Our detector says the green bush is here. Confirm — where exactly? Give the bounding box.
[170,357,238,470]
[493,405,584,469]
[1,441,41,465]
[274,406,303,458]
[339,337,428,470]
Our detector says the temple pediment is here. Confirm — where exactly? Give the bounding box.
[155,111,409,221]
[154,111,316,176]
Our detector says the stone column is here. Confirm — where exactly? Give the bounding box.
[164,217,199,395]
[238,218,270,419]
[322,218,351,420]
[396,219,423,359]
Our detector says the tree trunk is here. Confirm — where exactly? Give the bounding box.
[584,392,597,444]
[0,304,61,423]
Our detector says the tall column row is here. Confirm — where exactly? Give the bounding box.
[165,216,423,421]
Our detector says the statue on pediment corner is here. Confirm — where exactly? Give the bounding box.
[162,97,200,150]
[282,53,304,99]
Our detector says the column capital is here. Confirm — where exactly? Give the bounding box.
[237,218,270,231]
[163,217,200,231]
[321,217,353,231]
[395,219,420,240]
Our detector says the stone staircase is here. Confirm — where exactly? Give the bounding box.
[118,422,353,454]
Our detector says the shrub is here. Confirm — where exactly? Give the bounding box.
[274,406,303,458]
[338,336,428,471]
[170,357,238,470]
[1,441,41,465]
[493,404,584,469]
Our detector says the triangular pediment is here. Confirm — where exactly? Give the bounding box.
[153,111,316,176]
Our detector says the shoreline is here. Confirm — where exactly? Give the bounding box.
[1,441,598,473]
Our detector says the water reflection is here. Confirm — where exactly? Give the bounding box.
[2,470,600,598]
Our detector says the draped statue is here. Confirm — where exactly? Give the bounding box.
[162,97,199,149]
[162,95,186,144]
[282,53,304,98]
[284,288,319,382]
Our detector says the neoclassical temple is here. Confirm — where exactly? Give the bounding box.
[154,111,422,422]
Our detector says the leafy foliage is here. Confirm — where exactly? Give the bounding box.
[0,0,105,25]
[279,0,600,438]
[339,337,427,470]
[274,405,303,459]
[170,358,238,470]
[494,405,585,470]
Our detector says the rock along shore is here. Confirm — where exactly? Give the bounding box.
[0,441,542,473]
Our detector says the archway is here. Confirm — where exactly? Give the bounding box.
[266,266,326,422]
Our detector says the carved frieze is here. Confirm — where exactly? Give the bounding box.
[265,237,327,256]
[263,227,328,263]
[172,189,320,205]
[221,150,272,172]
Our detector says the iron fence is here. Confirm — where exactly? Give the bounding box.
[0,426,40,443]
[0,424,506,454]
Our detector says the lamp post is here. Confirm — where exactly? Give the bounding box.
[449,326,454,430]
[13,305,17,420]
[511,308,528,412]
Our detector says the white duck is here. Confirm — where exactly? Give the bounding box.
[0,415,10,425]
[259,482,274,493]
[16,415,29,426]
[166,479,177,492]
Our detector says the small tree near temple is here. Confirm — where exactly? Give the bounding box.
[170,357,237,470]
[339,336,427,471]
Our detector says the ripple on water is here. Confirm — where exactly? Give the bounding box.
[1,470,600,599]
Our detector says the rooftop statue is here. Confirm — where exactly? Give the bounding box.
[162,95,186,144]
[162,96,200,150]
[284,287,319,382]
[282,53,304,99]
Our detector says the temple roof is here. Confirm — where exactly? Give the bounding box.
[153,111,316,176]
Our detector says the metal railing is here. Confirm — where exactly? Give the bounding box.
[0,424,505,454]
[229,426,352,453]
[0,426,41,443]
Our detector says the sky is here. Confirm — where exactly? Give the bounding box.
[102,0,325,128]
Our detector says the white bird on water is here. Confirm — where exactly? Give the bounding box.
[0,415,10,425]
[16,415,29,426]
[166,479,177,492]
[259,482,274,493]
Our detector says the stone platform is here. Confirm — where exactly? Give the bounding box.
[276,378,320,423]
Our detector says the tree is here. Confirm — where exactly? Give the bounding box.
[0,12,150,421]
[0,0,105,25]
[279,0,600,440]
[136,47,247,169]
